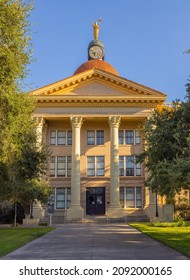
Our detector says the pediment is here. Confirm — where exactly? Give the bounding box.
[50,80,137,97]
[31,69,166,99]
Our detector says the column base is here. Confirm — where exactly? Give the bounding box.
[66,205,84,221]
[107,206,124,219]
[23,218,40,226]
[144,204,174,222]
[33,200,44,219]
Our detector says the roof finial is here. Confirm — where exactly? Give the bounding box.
[92,18,102,40]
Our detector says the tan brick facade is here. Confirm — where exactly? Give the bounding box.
[47,118,145,212]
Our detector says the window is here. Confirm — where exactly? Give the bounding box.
[50,156,55,177]
[126,187,135,207]
[119,156,124,176]
[136,187,142,208]
[55,188,71,209]
[50,156,72,177]
[135,130,141,144]
[125,130,134,144]
[57,131,66,145]
[87,156,105,176]
[50,131,56,145]
[136,162,142,176]
[126,156,134,176]
[119,156,142,176]
[119,130,124,145]
[120,187,142,208]
[119,130,141,145]
[67,156,72,177]
[67,130,72,145]
[57,156,66,177]
[87,131,95,145]
[96,130,104,145]
[96,156,104,176]
[50,130,72,145]
[87,157,95,176]
[87,130,104,145]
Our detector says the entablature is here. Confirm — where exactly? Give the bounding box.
[35,95,165,108]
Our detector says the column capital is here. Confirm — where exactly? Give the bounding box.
[108,116,121,128]
[70,116,83,128]
[35,116,45,127]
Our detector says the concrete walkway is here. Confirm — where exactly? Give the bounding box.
[1,223,189,260]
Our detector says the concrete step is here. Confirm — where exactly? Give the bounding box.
[41,214,150,225]
[84,215,108,223]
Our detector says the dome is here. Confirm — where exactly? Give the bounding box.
[74,60,119,76]
[88,39,104,49]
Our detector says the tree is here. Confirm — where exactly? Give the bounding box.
[0,0,51,225]
[0,0,33,94]
[138,91,190,198]
[0,0,34,161]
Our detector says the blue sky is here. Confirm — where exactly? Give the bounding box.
[25,0,190,101]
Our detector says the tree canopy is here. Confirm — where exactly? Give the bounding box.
[0,0,33,94]
[138,84,190,198]
[0,0,50,214]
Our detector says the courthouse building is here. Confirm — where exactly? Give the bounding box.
[31,22,171,223]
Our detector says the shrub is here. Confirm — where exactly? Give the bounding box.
[38,222,48,227]
[149,217,187,227]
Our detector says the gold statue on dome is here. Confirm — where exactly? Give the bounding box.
[92,18,102,40]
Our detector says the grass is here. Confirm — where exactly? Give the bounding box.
[129,222,190,257]
[0,227,54,257]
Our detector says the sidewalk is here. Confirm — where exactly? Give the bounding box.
[1,223,189,260]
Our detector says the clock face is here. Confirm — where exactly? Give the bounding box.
[89,45,104,59]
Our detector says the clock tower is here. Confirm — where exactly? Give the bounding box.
[88,19,105,61]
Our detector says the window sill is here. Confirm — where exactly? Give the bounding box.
[86,145,106,147]
[119,144,141,146]
[49,144,72,147]
[123,207,143,210]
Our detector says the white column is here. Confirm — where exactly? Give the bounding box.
[107,117,123,219]
[108,116,121,208]
[35,117,44,148]
[67,116,84,220]
[26,117,45,222]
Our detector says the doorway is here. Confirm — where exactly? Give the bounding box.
[86,187,105,215]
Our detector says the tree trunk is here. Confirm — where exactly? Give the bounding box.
[14,202,17,227]
[30,200,33,218]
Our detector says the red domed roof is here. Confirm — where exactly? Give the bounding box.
[74,60,119,76]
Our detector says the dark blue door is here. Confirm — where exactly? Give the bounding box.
[86,187,105,215]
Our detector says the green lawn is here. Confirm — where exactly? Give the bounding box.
[0,227,54,257]
[129,222,190,257]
